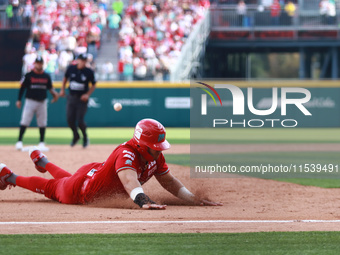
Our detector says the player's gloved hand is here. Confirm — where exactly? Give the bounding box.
[16,100,21,109]
[80,94,89,102]
[199,199,223,206]
[142,204,167,210]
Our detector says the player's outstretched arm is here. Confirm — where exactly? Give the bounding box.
[50,88,59,103]
[59,77,67,97]
[156,172,223,206]
[117,169,166,210]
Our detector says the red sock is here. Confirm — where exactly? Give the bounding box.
[16,176,49,194]
[45,162,72,179]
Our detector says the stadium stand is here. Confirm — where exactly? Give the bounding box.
[19,0,210,81]
[21,0,107,80]
[116,0,210,81]
[8,0,340,81]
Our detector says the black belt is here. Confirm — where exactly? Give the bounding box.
[27,98,46,102]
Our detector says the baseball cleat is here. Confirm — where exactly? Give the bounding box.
[83,138,89,148]
[15,141,23,151]
[38,142,49,152]
[71,136,80,147]
[0,163,13,190]
[29,146,47,173]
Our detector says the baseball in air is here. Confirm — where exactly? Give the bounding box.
[114,102,122,111]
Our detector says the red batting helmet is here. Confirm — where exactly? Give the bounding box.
[132,119,170,161]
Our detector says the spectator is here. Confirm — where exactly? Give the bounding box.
[50,30,60,48]
[236,0,247,27]
[37,44,49,68]
[86,53,95,69]
[58,50,73,73]
[6,3,14,27]
[134,60,147,80]
[66,34,77,52]
[319,0,329,25]
[98,6,107,33]
[23,0,33,27]
[87,23,101,60]
[119,41,133,61]
[22,47,37,74]
[117,58,124,81]
[142,42,156,60]
[270,0,281,26]
[159,54,170,81]
[57,30,70,52]
[112,0,124,17]
[101,61,114,80]
[146,56,160,80]
[98,0,108,11]
[11,0,22,27]
[74,38,88,57]
[123,57,133,81]
[45,49,58,81]
[32,28,42,50]
[133,0,144,13]
[284,1,296,25]
[327,0,336,25]
[107,11,121,42]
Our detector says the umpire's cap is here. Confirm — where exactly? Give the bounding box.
[35,56,44,63]
[77,53,88,61]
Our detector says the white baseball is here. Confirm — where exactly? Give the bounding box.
[114,102,122,111]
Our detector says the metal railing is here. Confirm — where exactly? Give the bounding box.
[0,10,32,29]
[211,6,340,30]
[170,9,211,82]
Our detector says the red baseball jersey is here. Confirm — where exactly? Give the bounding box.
[77,139,169,203]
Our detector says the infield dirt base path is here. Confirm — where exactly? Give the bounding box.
[1,144,340,234]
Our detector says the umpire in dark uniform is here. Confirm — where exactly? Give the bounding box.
[60,53,96,148]
[15,56,59,151]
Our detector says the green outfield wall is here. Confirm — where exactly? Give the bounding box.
[0,82,190,127]
[1,81,340,128]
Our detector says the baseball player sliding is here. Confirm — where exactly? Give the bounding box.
[0,119,222,209]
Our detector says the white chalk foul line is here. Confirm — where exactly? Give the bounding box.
[1,220,340,225]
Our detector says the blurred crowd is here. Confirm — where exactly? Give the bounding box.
[22,0,107,80]
[10,0,340,80]
[116,0,210,81]
[5,0,35,28]
[19,0,210,81]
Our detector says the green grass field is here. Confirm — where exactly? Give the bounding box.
[1,127,340,187]
[1,127,340,145]
[0,232,339,255]
[0,128,190,145]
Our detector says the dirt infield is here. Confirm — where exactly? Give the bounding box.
[1,144,340,234]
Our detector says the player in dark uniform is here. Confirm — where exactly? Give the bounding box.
[59,53,96,148]
[15,56,59,151]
